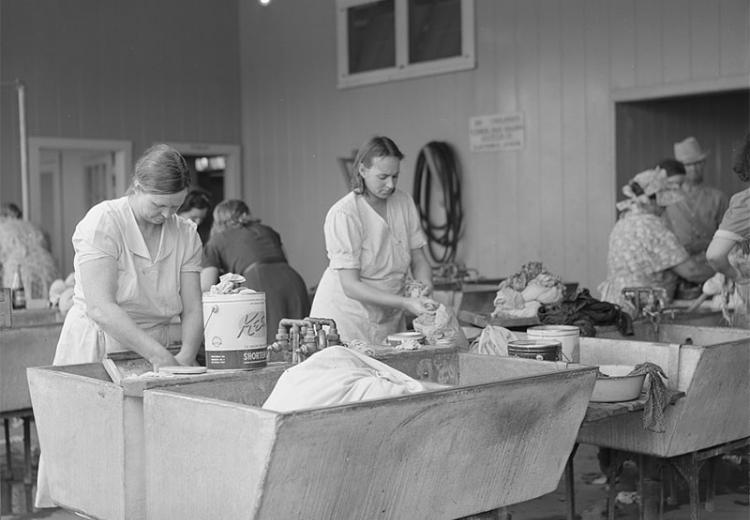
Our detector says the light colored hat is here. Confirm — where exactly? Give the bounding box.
[674,136,708,165]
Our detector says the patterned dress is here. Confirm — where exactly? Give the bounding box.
[599,208,689,312]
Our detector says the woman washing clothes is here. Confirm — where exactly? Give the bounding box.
[599,164,714,314]
[200,199,309,345]
[309,135,436,345]
[706,133,750,326]
[35,144,204,508]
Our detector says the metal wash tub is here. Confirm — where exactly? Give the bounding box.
[143,352,597,520]
[578,324,750,457]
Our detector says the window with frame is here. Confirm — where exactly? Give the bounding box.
[336,0,475,89]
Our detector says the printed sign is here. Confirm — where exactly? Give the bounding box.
[469,112,525,152]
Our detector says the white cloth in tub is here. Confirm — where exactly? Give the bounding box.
[262,345,445,412]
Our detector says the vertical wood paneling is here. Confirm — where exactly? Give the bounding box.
[616,91,750,205]
[661,0,692,83]
[561,0,588,282]
[491,0,519,276]
[470,0,502,276]
[3,0,746,294]
[514,0,542,272]
[719,0,750,77]
[584,0,617,284]
[609,0,637,89]
[1,0,241,207]
[538,0,565,271]
[235,0,748,291]
[690,0,721,78]
[634,0,663,86]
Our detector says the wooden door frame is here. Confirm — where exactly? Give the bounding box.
[27,137,132,226]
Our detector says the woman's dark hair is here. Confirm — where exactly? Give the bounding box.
[177,190,212,214]
[732,133,750,182]
[130,144,190,195]
[657,158,686,176]
[351,136,404,194]
[0,202,22,219]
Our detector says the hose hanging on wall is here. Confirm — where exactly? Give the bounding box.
[412,141,463,265]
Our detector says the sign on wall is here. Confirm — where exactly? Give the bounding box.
[469,112,525,152]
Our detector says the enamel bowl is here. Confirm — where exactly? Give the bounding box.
[591,365,646,403]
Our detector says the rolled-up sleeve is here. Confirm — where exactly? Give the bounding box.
[72,207,120,265]
[716,189,750,242]
[405,197,427,250]
[181,226,203,273]
[325,209,362,269]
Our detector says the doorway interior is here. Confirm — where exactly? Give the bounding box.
[28,137,132,276]
[615,88,750,204]
[164,142,242,243]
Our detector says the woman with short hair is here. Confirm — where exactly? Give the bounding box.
[309,135,436,345]
[36,143,204,508]
[201,199,310,344]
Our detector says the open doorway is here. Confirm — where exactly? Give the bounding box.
[28,138,132,276]
[164,142,242,243]
[615,89,750,205]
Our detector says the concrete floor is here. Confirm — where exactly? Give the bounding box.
[2,421,748,519]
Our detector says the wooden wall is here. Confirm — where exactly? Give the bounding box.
[2,0,747,295]
[0,0,242,207]
[238,0,750,292]
[616,90,750,203]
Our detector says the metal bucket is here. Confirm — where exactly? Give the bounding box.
[202,292,267,369]
[507,339,562,361]
[526,325,580,362]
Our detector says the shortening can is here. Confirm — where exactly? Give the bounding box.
[202,292,267,369]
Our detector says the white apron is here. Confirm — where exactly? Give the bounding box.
[310,191,424,345]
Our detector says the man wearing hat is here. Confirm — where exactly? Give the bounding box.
[664,138,728,293]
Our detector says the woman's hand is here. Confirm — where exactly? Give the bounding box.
[174,349,199,367]
[149,350,180,371]
[402,296,438,316]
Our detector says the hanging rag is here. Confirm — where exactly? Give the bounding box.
[629,362,669,432]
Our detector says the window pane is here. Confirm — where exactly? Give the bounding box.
[408,0,462,64]
[347,0,396,74]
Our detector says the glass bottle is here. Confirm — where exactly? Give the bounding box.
[11,265,26,310]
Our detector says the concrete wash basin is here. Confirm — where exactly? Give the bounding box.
[144,352,597,520]
[28,348,596,520]
[576,325,750,457]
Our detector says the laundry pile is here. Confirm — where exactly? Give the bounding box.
[491,261,565,319]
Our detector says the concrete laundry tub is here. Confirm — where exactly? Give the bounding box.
[28,346,594,520]
[143,352,597,520]
[576,325,750,457]
[27,348,459,520]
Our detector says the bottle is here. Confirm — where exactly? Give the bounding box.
[11,265,26,310]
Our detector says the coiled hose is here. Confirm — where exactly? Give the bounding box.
[412,141,463,264]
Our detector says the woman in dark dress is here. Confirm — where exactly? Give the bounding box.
[200,199,310,345]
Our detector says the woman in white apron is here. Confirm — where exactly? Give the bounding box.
[310,136,436,345]
[35,143,204,507]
